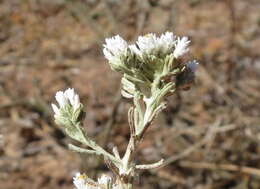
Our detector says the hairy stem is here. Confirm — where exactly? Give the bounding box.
[72,121,121,165]
[120,73,174,187]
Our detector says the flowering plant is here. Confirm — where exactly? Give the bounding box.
[52,32,198,189]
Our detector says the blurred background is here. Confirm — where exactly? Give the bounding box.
[0,0,260,188]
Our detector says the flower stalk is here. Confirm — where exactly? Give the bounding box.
[51,32,198,189]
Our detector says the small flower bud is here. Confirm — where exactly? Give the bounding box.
[52,88,82,125]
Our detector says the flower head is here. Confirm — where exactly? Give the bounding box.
[73,172,99,189]
[51,88,83,127]
[73,173,114,189]
[135,33,158,55]
[173,36,190,58]
[158,32,176,54]
[52,88,80,119]
[73,173,88,189]
[103,35,128,62]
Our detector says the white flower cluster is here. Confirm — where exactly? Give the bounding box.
[130,32,177,57]
[103,32,190,62]
[73,172,119,189]
[51,88,80,119]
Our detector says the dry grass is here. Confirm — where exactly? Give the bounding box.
[0,0,260,188]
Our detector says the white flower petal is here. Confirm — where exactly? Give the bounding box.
[129,44,141,56]
[73,94,80,110]
[55,91,67,107]
[64,88,75,105]
[103,48,114,61]
[61,88,81,110]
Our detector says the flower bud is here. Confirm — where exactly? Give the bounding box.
[52,88,83,126]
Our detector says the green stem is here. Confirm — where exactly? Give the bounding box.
[72,121,121,165]
[86,139,121,165]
